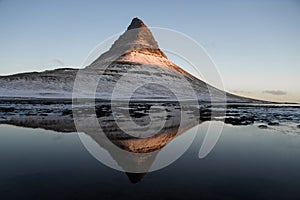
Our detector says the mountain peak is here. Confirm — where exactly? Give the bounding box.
[90,18,167,64]
[127,17,147,30]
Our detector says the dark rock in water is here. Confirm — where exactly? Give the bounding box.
[297,125,300,129]
[224,117,254,126]
[268,122,279,126]
[258,125,268,129]
[0,107,15,113]
[62,109,72,116]
[25,113,36,116]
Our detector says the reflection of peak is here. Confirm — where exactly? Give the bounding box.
[125,172,147,184]
[111,129,178,153]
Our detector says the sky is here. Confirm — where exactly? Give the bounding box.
[0,0,299,102]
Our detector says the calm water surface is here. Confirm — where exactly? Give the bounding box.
[0,123,300,200]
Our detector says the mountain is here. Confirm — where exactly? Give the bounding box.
[0,18,258,103]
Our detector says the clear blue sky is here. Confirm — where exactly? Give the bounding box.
[0,0,299,102]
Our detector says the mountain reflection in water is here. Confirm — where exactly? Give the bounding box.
[1,99,300,183]
[0,101,203,183]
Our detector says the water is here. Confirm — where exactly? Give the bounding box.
[1,122,300,199]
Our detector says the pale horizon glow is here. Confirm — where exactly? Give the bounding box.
[0,0,299,102]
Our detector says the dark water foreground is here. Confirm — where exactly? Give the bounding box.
[1,124,300,199]
[0,99,300,199]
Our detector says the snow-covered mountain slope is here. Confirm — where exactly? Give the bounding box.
[0,68,77,98]
[0,18,260,103]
